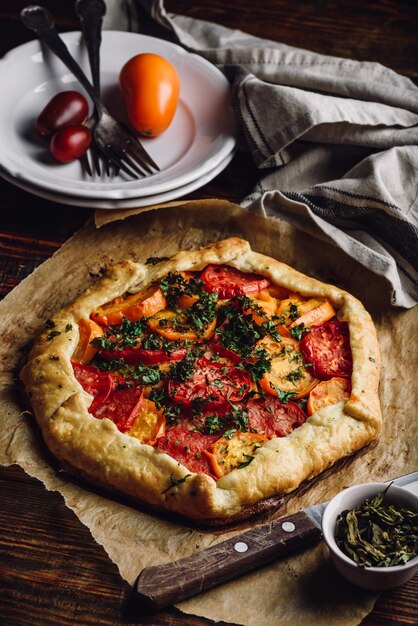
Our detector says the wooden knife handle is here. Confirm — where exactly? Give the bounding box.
[132,511,321,612]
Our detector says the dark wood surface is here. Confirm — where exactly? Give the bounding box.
[0,1,417,625]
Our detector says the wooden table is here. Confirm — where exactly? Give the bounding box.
[1,1,417,624]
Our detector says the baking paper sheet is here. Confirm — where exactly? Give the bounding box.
[0,199,416,626]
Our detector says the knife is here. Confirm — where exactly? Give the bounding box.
[131,471,418,612]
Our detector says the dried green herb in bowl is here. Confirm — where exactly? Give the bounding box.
[335,484,418,568]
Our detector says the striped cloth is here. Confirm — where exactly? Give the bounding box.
[105,0,418,307]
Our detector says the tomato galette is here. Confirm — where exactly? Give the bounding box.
[20,238,381,521]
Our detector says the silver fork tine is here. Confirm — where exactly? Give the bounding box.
[90,139,102,175]
[125,140,155,175]
[127,136,159,172]
[75,0,108,177]
[21,5,159,179]
[101,146,140,178]
[80,152,93,176]
[121,151,149,177]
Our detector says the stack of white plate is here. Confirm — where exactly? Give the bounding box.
[0,31,237,209]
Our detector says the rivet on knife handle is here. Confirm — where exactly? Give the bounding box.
[132,510,321,613]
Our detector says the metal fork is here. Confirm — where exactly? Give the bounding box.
[75,0,109,177]
[21,5,159,179]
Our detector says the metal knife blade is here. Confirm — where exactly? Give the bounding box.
[131,471,418,612]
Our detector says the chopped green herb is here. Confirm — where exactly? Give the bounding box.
[335,485,418,567]
[289,323,310,340]
[65,323,73,332]
[49,355,60,361]
[47,330,61,341]
[261,319,282,343]
[96,358,162,386]
[286,303,301,321]
[283,363,312,384]
[244,348,272,382]
[45,319,55,329]
[168,349,203,383]
[236,454,255,470]
[92,317,147,351]
[204,415,224,434]
[270,384,297,403]
[162,473,192,494]
[145,256,170,265]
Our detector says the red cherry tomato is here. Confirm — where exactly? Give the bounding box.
[35,91,89,138]
[50,125,92,163]
[119,53,180,137]
[200,264,271,299]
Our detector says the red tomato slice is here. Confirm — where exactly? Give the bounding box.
[156,429,217,475]
[211,334,242,364]
[167,357,252,410]
[99,345,187,365]
[300,321,352,380]
[72,362,113,413]
[94,385,144,432]
[200,264,271,299]
[246,396,307,438]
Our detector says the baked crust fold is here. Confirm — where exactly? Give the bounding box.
[20,238,381,521]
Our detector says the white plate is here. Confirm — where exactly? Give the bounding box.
[0,31,237,200]
[0,149,236,209]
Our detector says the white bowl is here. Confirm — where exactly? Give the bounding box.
[322,482,418,590]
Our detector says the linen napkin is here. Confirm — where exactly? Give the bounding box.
[104,0,418,308]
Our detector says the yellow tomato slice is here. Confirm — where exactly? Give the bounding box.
[307,377,351,416]
[276,295,336,337]
[91,285,167,326]
[126,399,166,444]
[243,288,278,325]
[72,318,104,364]
[177,293,200,309]
[147,309,217,342]
[258,336,318,399]
[203,432,267,478]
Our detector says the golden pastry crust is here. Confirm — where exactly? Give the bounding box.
[20,238,381,521]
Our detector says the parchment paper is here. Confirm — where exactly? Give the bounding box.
[1,199,417,626]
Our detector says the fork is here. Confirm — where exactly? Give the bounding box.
[21,5,159,179]
[75,0,108,177]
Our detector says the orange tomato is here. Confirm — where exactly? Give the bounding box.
[147,309,217,342]
[91,285,167,326]
[258,336,318,399]
[276,295,336,337]
[72,318,104,364]
[307,377,351,416]
[119,53,180,137]
[177,293,200,309]
[127,399,166,445]
[243,289,278,325]
[203,432,267,478]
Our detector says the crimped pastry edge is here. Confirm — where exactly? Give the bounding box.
[20,238,381,520]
